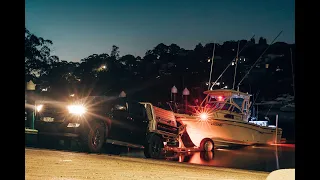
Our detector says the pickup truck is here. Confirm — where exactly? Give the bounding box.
[35,96,180,159]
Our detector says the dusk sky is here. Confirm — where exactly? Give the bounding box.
[26,0,295,62]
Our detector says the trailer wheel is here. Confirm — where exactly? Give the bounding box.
[82,121,105,153]
[200,151,214,161]
[200,138,214,152]
[144,135,163,159]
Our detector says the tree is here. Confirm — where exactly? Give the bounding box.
[25,28,59,78]
[119,54,138,69]
[250,37,255,44]
[25,32,295,102]
[168,44,180,55]
[258,37,267,45]
[42,60,80,94]
[153,43,169,57]
[110,45,120,60]
[77,53,111,81]
[141,52,158,77]
[25,27,61,94]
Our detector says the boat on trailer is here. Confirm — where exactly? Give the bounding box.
[174,89,282,150]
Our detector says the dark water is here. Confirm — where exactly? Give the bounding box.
[279,122,295,142]
[26,134,295,172]
[257,110,295,142]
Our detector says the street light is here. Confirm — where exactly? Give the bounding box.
[183,88,190,113]
[171,86,178,102]
[26,80,36,91]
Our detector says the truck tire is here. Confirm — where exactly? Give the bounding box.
[200,138,214,152]
[63,139,72,149]
[144,135,163,159]
[82,121,105,153]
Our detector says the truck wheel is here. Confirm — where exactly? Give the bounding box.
[63,139,72,149]
[144,135,163,159]
[82,121,105,153]
[200,138,214,152]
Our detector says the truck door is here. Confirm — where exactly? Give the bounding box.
[127,102,149,145]
[107,99,131,141]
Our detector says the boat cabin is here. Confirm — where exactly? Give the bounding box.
[200,89,252,122]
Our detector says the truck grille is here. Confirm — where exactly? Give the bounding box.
[38,104,67,122]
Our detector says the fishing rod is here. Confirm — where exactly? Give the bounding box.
[210,34,255,90]
[236,31,283,91]
[249,90,260,116]
[252,90,260,105]
[290,47,295,99]
[208,43,216,90]
[232,41,241,89]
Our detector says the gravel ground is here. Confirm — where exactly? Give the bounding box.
[26,148,269,180]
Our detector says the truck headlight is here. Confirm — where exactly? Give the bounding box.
[36,104,43,112]
[67,105,86,116]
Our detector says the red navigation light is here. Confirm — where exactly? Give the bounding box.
[200,113,208,121]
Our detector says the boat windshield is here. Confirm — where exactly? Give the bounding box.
[233,98,244,109]
[206,98,242,113]
[201,90,251,117]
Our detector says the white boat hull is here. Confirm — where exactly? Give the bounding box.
[176,114,282,148]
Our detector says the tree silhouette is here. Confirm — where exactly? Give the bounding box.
[250,37,255,44]
[25,28,59,79]
[110,45,120,60]
[25,29,295,101]
[258,37,267,45]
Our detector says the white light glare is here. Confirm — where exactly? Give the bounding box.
[200,113,208,121]
[67,105,86,115]
[36,105,43,112]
